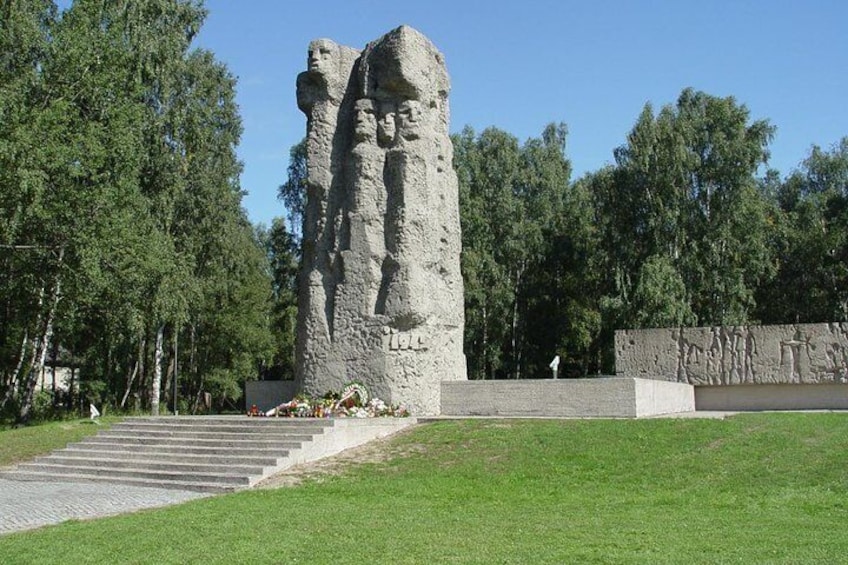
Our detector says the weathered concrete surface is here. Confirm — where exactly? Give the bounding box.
[274,417,418,471]
[295,26,465,414]
[695,383,848,411]
[440,378,695,418]
[616,323,848,385]
[245,381,296,412]
[633,378,697,416]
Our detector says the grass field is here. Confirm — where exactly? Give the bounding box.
[1,414,846,564]
[0,418,117,468]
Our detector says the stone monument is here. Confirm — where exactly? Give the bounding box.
[294,26,466,414]
[615,323,848,385]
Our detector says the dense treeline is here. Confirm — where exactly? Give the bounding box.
[281,89,846,381]
[0,0,299,424]
[3,2,846,424]
[455,90,848,379]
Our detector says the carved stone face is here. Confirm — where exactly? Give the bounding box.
[377,102,396,146]
[353,99,377,142]
[308,39,336,75]
[397,100,423,140]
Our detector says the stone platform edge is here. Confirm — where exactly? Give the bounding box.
[440,377,695,418]
[255,417,418,485]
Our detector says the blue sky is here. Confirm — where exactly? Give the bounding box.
[68,1,848,227]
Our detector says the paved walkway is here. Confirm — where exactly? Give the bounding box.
[0,479,210,535]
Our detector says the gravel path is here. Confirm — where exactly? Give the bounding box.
[0,479,210,535]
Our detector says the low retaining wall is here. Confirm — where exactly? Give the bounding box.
[269,417,419,477]
[440,378,694,418]
[245,381,296,412]
[615,323,848,385]
[695,383,848,411]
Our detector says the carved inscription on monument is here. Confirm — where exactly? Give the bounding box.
[615,323,848,385]
[294,26,466,414]
[382,330,428,352]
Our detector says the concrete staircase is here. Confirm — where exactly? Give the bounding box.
[2,416,416,493]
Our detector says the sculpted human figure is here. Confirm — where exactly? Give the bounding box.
[343,97,385,316]
[377,102,397,147]
[380,97,432,328]
[397,99,423,141]
[353,98,377,144]
[308,39,334,73]
[294,37,359,396]
[296,38,354,244]
[297,39,352,109]
[294,26,466,415]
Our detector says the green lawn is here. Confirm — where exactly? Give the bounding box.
[0,418,117,468]
[1,414,846,564]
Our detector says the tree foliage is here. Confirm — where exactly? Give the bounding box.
[595,89,776,335]
[5,1,844,422]
[453,123,595,379]
[756,138,848,322]
[271,87,844,381]
[452,89,842,378]
[277,138,306,245]
[0,0,276,423]
[257,218,299,380]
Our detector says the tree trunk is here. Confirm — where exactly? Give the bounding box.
[138,335,148,408]
[511,264,525,379]
[151,324,164,416]
[120,359,139,409]
[11,332,28,387]
[192,374,205,415]
[19,249,63,424]
[190,324,200,413]
[67,367,75,411]
[1,331,28,413]
[51,340,57,406]
[172,329,179,415]
[482,301,491,380]
[23,288,46,387]
[162,352,175,414]
[189,324,197,379]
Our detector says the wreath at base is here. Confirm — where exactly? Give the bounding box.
[251,381,409,418]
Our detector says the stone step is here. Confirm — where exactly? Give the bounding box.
[32,455,268,476]
[2,416,417,493]
[1,470,239,493]
[110,422,329,435]
[103,428,325,440]
[56,448,281,467]
[124,417,334,428]
[64,441,289,457]
[13,462,251,486]
[80,435,307,449]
